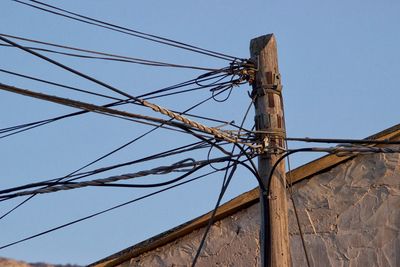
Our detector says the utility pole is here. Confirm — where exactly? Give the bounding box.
[250,34,290,267]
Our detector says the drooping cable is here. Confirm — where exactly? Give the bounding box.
[0,34,141,101]
[191,162,238,267]
[0,83,199,134]
[0,156,238,199]
[261,144,400,266]
[0,82,257,149]
[0,35,250,145]
[0,82,238,220]
[191,149,263,267]
[0,140,214,196]
[0,68,120,101]
[191,99,259,266]
[0,34,219,71]
[0,165,232,250]
[0,69,240,139]
[284,146,311,267]
[13,0,241,61]
[286,137,400,145]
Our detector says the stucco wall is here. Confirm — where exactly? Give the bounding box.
[119,152,400,267]
[289,152,400,267]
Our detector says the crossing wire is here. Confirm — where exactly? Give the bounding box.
[0,68,120,101]
[0,35,249,145]
[0,165,232,251]
[191,100,259,266]
[0,66,241,219]
[0,34,147,101]
[0,74,234,138]
[0,90,227,219]
[0,82,249,147]
[0,156,238,199]
[13,0,241,61]
[0,34,219,71]
[0,78,239,220]
[0,153,256,251]
[0,67,235,105]
[0,2,255,251]
[0,140,217,195]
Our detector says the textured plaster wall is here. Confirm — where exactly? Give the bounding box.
[120,153,400,267]
[120,204,261,267]
[289,152,400,267]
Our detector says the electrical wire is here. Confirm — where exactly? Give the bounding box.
[0,156,237,199]
[279,95,311,267]
[261,143,400,266]
[0,68,241,139]
[0,82,258,148]
[190,148,263,267]
[0,34,141,101]
[0,82,203,134]
[0,36,219,71]
[284,145,311,267]
[0,68,120,100]
[0,81,239,220]
[0,152,256,252]
[13,0,241,61]
[0,42,246,140]
[0,7,256,253]
[191,100,259,266]
[191,162,238,267]
[0,164,234,251]
[0,85,236,140]
[286,137,400,145]
[0,155,237,199]
[0,38,249,139]
[0,140,214,196]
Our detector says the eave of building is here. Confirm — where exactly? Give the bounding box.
[91,123,400,267]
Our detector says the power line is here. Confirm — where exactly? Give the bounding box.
[13,0,241,61]
[37,86,237,183]
[286,136,400,145]
[0,89,237,140]
[0,156,237,199]
[0,165,233,251]
[0,140,213,195]
[0,33,250,141]
[284,142,311,267]
[0,82,239,220]
[0,82,242,146]
[257,143,400,266]
[191,148,263,267]
[0,7,255,256]
[0,83,253,147]
[0,68,244,139]
[191,100,258,266]
[0,101,245,141]
[191,163,238,267]
[0,34,141,101]
[0,34,220,71]
[143,78,237,101]
[0,152,235,199]
[0,83,193,132]
[0,35,251,144]
[281,99,311,267]
[0,68,120,100]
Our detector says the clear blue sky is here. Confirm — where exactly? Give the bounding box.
[1,0,399,265]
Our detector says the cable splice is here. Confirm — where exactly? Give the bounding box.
[141,99,239,144]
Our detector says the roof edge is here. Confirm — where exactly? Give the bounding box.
[92,123,400,267]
